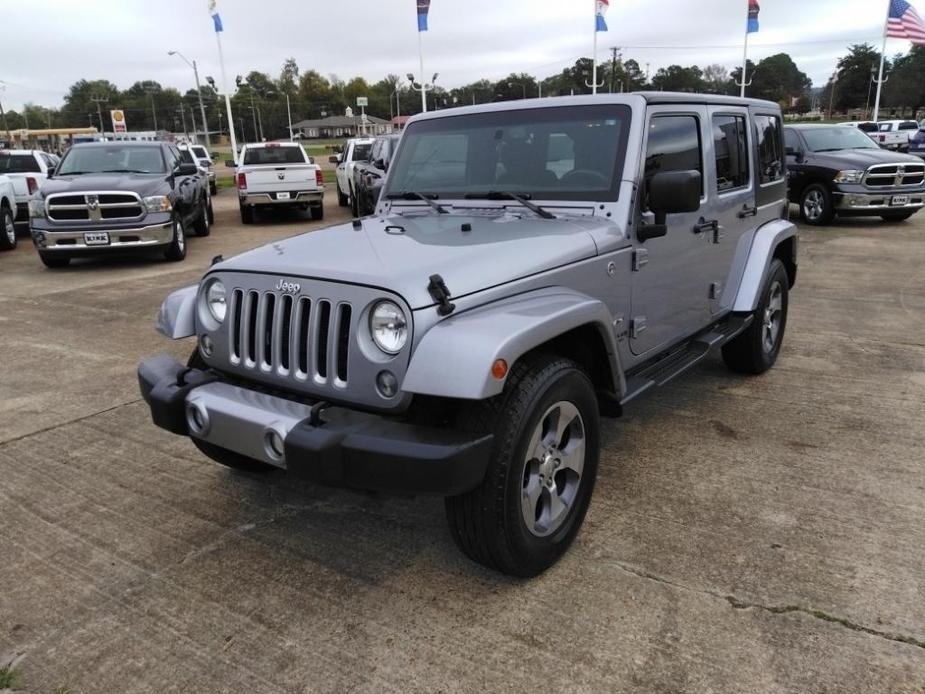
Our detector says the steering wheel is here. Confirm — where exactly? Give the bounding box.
[559,169,609,187]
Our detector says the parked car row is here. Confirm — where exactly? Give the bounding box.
[840,119,922,152]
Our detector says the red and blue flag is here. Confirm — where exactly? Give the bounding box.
[596,0,609,32]
[747,0,760,33]
[417,0,431,31]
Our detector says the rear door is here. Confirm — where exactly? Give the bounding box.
[706,106,756,315]
[630,106,715,356]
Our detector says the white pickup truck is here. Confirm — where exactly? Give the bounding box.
[874,120,919,151]
[0,149,59,224]
[0,174,16,251]
[330,137,374,207]
[236,142,324,224]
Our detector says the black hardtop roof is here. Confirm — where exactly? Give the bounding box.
[637,91,780,109]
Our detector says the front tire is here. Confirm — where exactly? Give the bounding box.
[722,258,789,375]
[163,215,187,261]
[0,205,16,250]
[799,183,834,225]
[337,185,349,207]
[445,354,600,577]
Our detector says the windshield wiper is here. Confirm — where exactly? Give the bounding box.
[100,169,153,174]
[464,191,556,219]
[813,148,846,153]
[385,191,448,214]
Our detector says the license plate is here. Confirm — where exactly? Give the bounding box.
[276,192,291,200]
[84,232,110,245]
[891,195,910,206]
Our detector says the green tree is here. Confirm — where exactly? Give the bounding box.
[833,44,886,112]
[651,65,705,92]
[884,46,925,112]
[59,79,120,128]
[750,53,812,108]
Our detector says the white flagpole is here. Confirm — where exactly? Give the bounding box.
[740,26,750,97]
[592,0,599,95]
[215,28,238,164]
[872,0,891,122]
[418,30,428,113]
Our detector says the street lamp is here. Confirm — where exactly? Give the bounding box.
[168,50,210,149]
[407,72,438,113]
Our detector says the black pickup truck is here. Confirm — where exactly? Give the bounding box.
[351,133,401,216]
[29,141,212,268]
[784,123,925,225]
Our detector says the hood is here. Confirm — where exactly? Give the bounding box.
[217,213,604,309]
[40,172,169,197]
[810,147,925,169]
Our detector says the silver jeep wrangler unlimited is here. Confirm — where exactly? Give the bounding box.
[139,94,797,576]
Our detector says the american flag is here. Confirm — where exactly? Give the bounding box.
[887,0,925,45]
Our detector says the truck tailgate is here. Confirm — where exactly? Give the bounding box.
[240,165,319,193]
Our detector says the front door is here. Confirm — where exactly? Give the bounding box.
[630,107,715,356]
[706,106,756,314]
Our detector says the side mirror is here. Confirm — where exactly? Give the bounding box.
[328,154,341,164]
[46,167,55,177]
[374,158,387,171]
[640,170,701,242]
[224,159,236,168]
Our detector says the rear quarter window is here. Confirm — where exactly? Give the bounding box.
[0,154,41,173]
[243,147,306,165]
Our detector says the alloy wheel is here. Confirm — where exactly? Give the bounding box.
[763,280,783,353]
[803,190,824,222]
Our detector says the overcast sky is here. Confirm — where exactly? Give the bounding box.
[0,0,908,112]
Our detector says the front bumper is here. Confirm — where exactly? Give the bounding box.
[138,355,492,496]
[31,220,173,252]
[833,187,925,213]
[239,190,324,206]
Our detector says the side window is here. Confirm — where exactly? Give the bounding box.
[754,115,783,184]
[712,115,749,192]
[167,146,181,169]
[644,115,703,207]
[783,129,800,153]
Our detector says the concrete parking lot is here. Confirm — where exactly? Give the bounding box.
[1,192,924,693]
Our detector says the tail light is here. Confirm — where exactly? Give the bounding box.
[315,169,323,187]
[237,172,247,190]
[26,177,38,195]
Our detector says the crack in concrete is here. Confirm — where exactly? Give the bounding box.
[607,559,925,651]
[0,398,144,448]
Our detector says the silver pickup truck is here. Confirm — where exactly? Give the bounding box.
[140,93,797,576]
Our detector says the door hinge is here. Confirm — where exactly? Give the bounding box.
[632,248,649,271]
[710,282,723,300]
[630,317,647,339]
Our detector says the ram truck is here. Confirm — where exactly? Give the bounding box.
[236,142,324,224]
[139,94,797,577]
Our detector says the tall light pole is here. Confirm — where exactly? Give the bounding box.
[407,72,438,113]
[168,51,210,149]
[90,95,108,135]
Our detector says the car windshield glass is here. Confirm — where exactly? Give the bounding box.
[801,127,879,152]
[57,145,166,174]
[351,144,372,161]
[243,146,305,165]
[0,154,41,173]
[383,104,632,202]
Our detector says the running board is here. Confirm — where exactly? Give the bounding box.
[620,315,753,406]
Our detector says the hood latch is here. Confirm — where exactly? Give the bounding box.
[427,274,456,316]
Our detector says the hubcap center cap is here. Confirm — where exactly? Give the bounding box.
[539,450,561,483]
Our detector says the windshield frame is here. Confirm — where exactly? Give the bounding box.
[799,126,880,153]
[56,144,168,175]
[382,104,633,203]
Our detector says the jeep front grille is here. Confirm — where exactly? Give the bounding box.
[229,288,353,388]
[45,192,145,222]
[863,163,925,188]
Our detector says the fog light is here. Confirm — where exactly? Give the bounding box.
[33,231,47,248]
[376,370,399,398]
[200,333,214,357]
[265,430,285,460]
[186,402,209,435]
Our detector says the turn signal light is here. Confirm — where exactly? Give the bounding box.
[491,359,508,380]
[315,169,324,187]
[237,172,247,190]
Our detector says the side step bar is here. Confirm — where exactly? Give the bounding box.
[620,314,753,407]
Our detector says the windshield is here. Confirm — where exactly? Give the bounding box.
[57,145,166,174]
[351,144,372,162]
[0,154,40,173]
[801,127,878,152]
[384,104,632,202]
[243,146,306,165]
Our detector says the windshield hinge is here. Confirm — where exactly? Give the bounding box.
[427,274,456,316]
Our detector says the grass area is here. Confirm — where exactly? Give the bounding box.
[0,665,22,688]
[216,168,336,189]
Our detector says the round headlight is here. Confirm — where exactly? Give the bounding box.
[370,301,408,354]
[205,279,227,323]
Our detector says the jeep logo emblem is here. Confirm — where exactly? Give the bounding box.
[275,279,301,294]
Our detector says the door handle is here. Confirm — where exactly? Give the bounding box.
[737,205,758,218]
[693,217,718,234]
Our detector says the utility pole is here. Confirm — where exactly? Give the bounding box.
[90,95,108,135]
[176,103,189,140]
[216,107,223,140]
[144,83,158,131]
[609,47,620,93]
[827,72,838,120]
[0,85,11,143]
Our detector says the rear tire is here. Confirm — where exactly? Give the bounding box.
[163,215,187,261]
[310,204,324,221]
[193,198,211,237]
[240,204,254,225]
[445,354,600,577]
[207,197,215,225]
[880,211,915,222]
[39,251,70,268]
[0,205,16,250]
[209,182,217,196]
[722,258,789,375]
